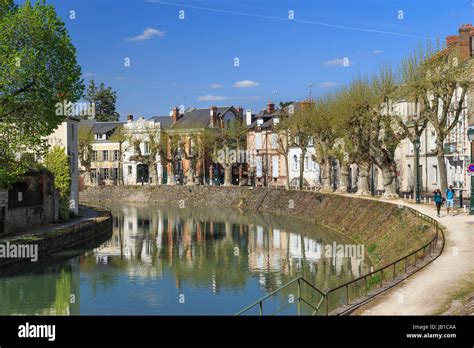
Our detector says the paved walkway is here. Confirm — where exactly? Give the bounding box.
[0,206,101,242]
[348,196,473,315]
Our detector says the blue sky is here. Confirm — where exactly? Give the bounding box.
[19,0,474,119]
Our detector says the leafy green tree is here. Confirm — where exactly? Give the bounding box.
[44,145,71,220]
[0,0,83,187]
[85,79,119,122]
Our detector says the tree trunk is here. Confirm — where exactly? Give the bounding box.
[299,151,304,190]
[382,167,398,198]
[336,163,349,193]
[154,162,160,185]
[167,162,175,185]
[436,143,448,194]
[284,156,290,190]
[223,164,232,186]
[356,163,370,195]
[186,167,194,185]
[320,157,332,192]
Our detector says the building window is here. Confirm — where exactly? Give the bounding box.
[128,165,132,175]
[91,169,97,180]
[271,134,278,149]
[255,133,262,150]
[144,142,150,154]
[70,124,75,140]
[432,165,438,185]
[293,155,298,171]
[113,168,119,180]
[272,156,279,178]
[256,156,263,177]
[304,156,309,171]
[102,150,109,161]
[308,136,314,146]
[113,150,120,161]
[92,151,97,161]
[101,168,110,180]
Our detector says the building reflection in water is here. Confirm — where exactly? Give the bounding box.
[0,203,371,315]
[93,204,370,294]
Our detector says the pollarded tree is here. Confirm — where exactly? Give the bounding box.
[370,66,405,198]
[309,94,341,192]
[286,105,314,190]
[0,0,83,187]
[395,45,434,191]
[273,115,292,190]
[336,79,375,195]
[422,46,473,193]
[109,125,133,185]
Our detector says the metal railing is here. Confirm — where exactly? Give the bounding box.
[235,276,326,316]
[236,205,445,316]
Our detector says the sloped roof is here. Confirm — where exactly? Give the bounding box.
[149,116,173,128]
[78,120,124,134]
[171,106,235,129]
[92,121,125,134]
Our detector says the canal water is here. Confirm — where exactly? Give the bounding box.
[0,203,371,315]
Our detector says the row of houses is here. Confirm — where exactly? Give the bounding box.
[79,25,473,196]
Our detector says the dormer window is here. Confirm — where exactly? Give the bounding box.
[257,119,263,126]
[95,133,106,140]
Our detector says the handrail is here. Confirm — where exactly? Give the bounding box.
[236,203,445,316]
[235,276,304,315]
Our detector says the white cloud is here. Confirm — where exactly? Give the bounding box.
[83,72,97,77]
[317,81,339,88]
[372,49,384,54]
[209,83,223,89]
[323,58,351,66]
[126,28,166,41]
[197,95,228,101]
[233,80,259,88]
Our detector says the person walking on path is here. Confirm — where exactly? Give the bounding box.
[445,185,455,216]
[433,189,443,217]
[433,189,443,218]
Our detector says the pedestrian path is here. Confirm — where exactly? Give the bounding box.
[348,195,473,315]
[0,206,101,242]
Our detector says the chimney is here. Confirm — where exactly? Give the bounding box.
[446,35,459,47]
[267,101,275,114]
[210,106,218,127]
[172,107,180,124]
[246,110,252,126]
[236,106,244,121]
[301,100,311,110]
[127,114,134,122]
[459,24,473,57]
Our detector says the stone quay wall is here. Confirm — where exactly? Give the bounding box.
[80,185,436,267]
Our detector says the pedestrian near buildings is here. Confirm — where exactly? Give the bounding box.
[445,185,455,216]
[433,189,443,218]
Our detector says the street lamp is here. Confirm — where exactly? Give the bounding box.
[332,157,338,192]
[370,161,375,196]
[414,138,421,203]
[467,128,474,215]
